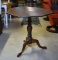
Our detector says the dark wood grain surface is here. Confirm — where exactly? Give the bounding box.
[8,6,53,18]
[7,6,53,57]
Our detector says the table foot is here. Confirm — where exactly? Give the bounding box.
[17,38,47,57]
[35,39,47,49]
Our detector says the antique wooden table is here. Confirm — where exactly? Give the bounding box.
[8,6,52,57]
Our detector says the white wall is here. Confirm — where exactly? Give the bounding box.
[0,0,1,14]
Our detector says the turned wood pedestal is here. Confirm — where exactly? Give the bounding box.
[17,17,47,57]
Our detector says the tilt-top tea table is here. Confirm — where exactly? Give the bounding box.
[8,6,52,57]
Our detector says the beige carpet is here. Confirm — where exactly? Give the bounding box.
[0,17,58,60]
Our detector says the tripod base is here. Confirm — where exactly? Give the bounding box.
[17,37,47,57]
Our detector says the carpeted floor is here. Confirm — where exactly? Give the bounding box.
[0,17,58,60]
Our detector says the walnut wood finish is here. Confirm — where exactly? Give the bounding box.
[7,7,52,57]
[17,17,47,57]
[8,7,52,18]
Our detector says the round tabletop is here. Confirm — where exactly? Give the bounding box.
[8,6,53,18]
